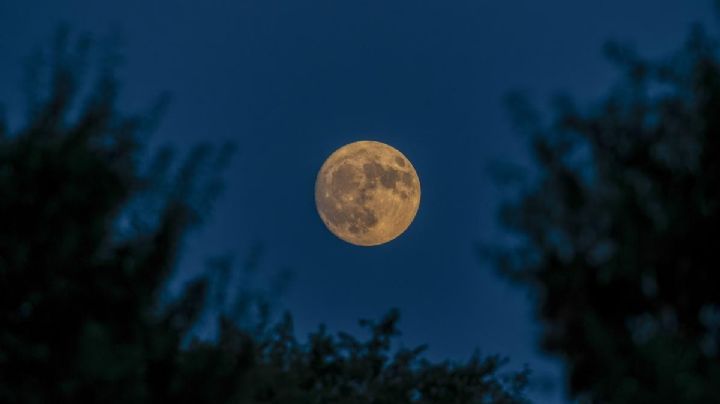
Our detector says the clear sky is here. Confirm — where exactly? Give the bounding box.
[0,1,714,402]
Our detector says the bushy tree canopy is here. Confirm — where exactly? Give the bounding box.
[496,19,720,403]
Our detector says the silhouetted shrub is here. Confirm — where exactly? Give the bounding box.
[494,17,720,403]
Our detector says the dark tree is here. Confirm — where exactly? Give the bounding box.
[494,14,720,404]
[0,30,528,404]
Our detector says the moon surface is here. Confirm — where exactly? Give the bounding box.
[315,140,421,246]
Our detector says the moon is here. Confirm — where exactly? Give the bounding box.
[315,140,421,246]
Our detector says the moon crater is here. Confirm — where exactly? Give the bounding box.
[315,141,421,246]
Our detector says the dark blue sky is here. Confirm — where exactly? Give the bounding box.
[0,1,714,402]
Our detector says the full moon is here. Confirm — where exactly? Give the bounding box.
[315,140,421,246]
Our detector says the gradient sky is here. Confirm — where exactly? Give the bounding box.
[0,1,714,402]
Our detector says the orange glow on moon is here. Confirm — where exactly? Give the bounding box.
[315,141,421,246]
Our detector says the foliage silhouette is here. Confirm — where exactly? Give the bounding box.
[0,30,529,404]
[494,13,720,404]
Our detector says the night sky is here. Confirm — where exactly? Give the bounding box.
[0,1,714,402]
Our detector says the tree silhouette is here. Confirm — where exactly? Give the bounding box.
[0,30,529,404]
[494,14,720,404]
